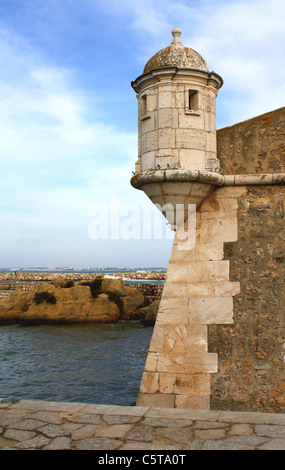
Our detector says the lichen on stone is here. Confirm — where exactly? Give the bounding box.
[143,44,209,74]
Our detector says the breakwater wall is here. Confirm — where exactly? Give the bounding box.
[0,280,39,291]
[129,283,164,305]
[0,280,40,299]
[0,277,164,304]
[0,272,166,281]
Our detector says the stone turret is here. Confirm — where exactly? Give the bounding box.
[130,29,285,414]
[131,29,238,410]
[131,27,224,228]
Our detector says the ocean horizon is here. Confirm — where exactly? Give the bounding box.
[0,267,167,273]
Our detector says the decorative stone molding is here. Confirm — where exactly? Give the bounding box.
[132,171,285,189]
[223,173,285,186]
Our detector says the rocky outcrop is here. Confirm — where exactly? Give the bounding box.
[136,299,160,326]
[0,277,148,326]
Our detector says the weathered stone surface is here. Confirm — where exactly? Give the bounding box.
[8,418,45,431]
[65,413,101,425]
[209,184,285,413]
[71,424,103,440]
[124,424,154,442]
[102,415,141,425]
[4,429,36,441]
[137,299,160,326]
[154,426,192,444]
[143,28,210,74]
[225,435,269,447]
[195,428,226,440]
[31,411,63,425]
[143,417,193,428]
[217,107,285,175]
[120,441,179,450]
[255,424,285,438]
[15,435,51,449]
[1,399,285,450]
[38,424,69,438]
[257,439,285,450]
[202,439,254,450]
[136,393,175,408]
[95,424,133,439]
[75,437,121,450]
[228,423,253,436]
[43,437,72,450]
[194,420,228,430]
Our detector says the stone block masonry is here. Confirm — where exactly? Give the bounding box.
[137,186,243,409]
[136,106,285,412]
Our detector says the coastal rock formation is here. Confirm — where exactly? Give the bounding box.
[0,277,146,326]
[136,299,160,326]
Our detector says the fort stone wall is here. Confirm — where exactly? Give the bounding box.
[136,106,285,412]
[207,107,285,412]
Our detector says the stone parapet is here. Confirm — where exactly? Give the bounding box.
[1,398,285,450]
[217,106,285,175]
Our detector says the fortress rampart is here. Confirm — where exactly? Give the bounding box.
[207,107,285,412]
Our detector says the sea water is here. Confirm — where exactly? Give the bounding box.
[0,322,153,406]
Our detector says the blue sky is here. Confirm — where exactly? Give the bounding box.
[0,0,285,269]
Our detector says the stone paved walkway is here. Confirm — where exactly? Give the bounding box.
[1,398,285,450]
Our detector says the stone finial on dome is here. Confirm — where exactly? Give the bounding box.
[142,26,210,74]
[171,26,183,46]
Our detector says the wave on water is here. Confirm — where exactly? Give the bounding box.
[102,274,164,284]
[103,274,122,279]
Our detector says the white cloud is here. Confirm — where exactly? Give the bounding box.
[1,0,285,267]
[101,0,285,125]
[0,26,144,266]
[98,0,169,35]
[0,29,135,173]
[173,0,285,125]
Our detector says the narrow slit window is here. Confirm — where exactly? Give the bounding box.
[141,94,147,116]
[188,90,199,111]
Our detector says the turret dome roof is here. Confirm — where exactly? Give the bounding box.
[143,27,209,74]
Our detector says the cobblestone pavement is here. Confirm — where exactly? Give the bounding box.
[1,398,285,450]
